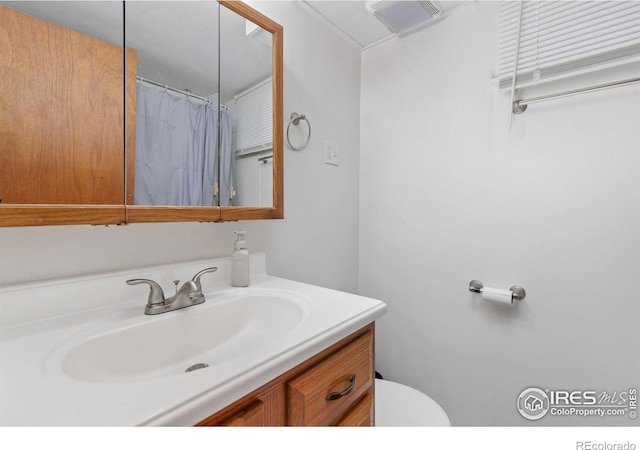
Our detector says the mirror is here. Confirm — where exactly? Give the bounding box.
[217,1,283,221]
[125,1,220,210]
[126,0,283,222]
[220,3,273,208]
[0,0,282,227]
[0,1,129,226]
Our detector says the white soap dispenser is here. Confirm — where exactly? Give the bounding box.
[231,230,249,287]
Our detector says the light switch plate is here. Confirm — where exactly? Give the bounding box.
[324,140,339,166]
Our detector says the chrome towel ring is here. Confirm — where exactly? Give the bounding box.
[286,112,311,151]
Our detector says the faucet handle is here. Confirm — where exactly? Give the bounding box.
[192,267,218,290]
[126,279,165,306]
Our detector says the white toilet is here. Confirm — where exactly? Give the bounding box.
[375,379,451,426]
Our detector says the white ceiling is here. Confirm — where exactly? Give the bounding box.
[1,0,468,97]
[302,1,392,49]
[302,0,467,50]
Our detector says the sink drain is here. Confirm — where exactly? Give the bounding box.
[185,363,209,373]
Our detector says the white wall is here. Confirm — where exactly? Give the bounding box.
[360,2,640,426]
[234,150,274,207]
[0,2,362,295]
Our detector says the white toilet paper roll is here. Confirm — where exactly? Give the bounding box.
[482,287,513,305]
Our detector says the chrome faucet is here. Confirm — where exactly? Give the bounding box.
[126,267,218,315]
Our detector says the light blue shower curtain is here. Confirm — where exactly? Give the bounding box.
[218,110,233,207]
[134,83,232,206]
[202,104,218,207]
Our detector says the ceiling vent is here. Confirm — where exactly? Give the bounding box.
[365,1,446,34]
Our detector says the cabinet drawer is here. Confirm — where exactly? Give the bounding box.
[286,330,373,426]
[335,392,373,426]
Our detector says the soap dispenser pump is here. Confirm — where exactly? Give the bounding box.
[231,231,249,287]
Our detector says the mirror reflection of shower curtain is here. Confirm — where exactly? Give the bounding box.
[201,106,218,207]
[217,110,233,206]
[134,83,226,206]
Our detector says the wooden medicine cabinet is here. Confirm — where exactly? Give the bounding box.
[0,1,283,227]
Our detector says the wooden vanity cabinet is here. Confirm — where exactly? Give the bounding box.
[196,323,375,427]
[211,385,285,426]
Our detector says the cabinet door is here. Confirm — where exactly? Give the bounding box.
[126,1,283,224]
[215,400,266,426]
[196,383,284,426]
[217,0,283,222]
[0,5,130,226]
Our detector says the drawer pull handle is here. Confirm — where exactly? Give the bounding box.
[326,374,357,401]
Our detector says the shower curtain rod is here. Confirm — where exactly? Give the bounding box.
[512,76,640,114]
[136,76,226,109]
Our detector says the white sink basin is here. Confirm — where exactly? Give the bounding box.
[1,254,387,425]
[60,291,308,383]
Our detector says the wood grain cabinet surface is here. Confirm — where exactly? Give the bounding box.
[196,323,375,427]
[0,6,135,226]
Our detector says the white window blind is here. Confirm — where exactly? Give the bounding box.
[495,1,640,90]
[233,78,273,155]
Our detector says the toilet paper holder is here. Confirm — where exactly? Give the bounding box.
[468,280,526,301]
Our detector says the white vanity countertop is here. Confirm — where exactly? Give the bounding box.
[0,254,386,426]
